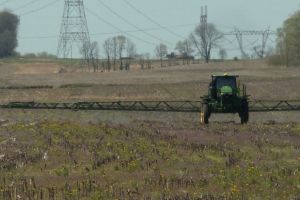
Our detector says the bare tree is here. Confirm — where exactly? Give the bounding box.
[219,48,227,61]
[108,35,128,70]
[112,37,118,70]
[137,53,149,70]
[103,38,113,71]
[155,43,168,67]
[145,53,152,69]
[116,35,126,59]
[81,41,99,72]
[115,35,126,70]
[190,23,223,63]
[138,54,145,70]
[176,39,194,64]
[81,42,91,71]
[89,41,100,72]
[126,39,136,58]
[103,35,137,71]
[123,39,136,70]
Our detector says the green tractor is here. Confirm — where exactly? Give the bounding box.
[200,74,249,124]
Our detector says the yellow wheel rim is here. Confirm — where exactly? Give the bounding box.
[200,112,204,124]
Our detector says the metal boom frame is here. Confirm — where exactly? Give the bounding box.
[1,100,300,113]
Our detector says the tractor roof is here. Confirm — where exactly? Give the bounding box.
[212,73,239,78]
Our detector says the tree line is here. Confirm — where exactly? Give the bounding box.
[82,22,224,71]
[0,11,19,58]
[269,9,300,67]
[1,9,300,67]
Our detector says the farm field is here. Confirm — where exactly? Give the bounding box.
[0,58,299,199]
[0,121,300,199]
[0,59,299,103]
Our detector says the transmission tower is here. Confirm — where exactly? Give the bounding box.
[200,5,207,35]
[57,0,90,59]
[224,28,275,59]
[260,28,271,58]
[234,28,248,59]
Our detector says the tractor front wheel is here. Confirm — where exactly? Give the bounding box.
[201,103,210,124]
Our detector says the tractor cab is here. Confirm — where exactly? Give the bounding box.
[209,75,239,99]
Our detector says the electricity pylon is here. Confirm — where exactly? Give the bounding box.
[57,0,90,59]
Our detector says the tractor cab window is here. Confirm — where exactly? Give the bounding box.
[215,77,237,89]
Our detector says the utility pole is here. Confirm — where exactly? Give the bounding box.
[57,0,90,59]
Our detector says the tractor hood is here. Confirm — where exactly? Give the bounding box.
[220,86,233,95]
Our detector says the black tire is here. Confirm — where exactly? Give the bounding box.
[201,103,210,124]
[240,101,249,124]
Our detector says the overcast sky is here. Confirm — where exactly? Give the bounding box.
[1,0,299,58]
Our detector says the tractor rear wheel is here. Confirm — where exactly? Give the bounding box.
[201,103,210,124]
[240,101,249,124]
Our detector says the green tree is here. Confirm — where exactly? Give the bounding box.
[276,10,300,66]
[0,11,19,58]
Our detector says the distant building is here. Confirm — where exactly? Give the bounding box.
[167,52,194,60]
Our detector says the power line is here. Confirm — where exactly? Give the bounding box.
[222,37,237,45]
[224,30,276,35]
[96,0,172,46]
[123,0,186,40]
[18,0,60,16]
[19,35,58,40]
[0,0,11,6]
[216,24,236,30]
[12,0,39,12]
[245,38,260,46]
[86,7,156,46]
[19,23,197,40]
[268,37,276,43]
